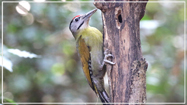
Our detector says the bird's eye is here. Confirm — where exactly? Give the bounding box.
[75,17,80,22]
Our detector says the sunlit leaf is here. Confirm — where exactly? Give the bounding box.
[0,56,13,72]
[140,20,161,30]
[2,97,17,105]
[8,49,41,58]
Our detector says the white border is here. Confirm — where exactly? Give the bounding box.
[1,1,4,104]
[1,1,186,3]
[1,0,186,104]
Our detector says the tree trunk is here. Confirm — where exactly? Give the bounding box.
[94,0,148,104]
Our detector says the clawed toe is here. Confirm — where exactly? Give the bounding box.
[104,49,109,55]
[105,54,113,58]
[104,60,115,65]
[103,49,115,65]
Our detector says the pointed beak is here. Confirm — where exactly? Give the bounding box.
[82,9,97,22]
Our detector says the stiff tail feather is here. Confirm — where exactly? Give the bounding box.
[98,90,110,105]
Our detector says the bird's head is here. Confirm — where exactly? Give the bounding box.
[69,9,97,37]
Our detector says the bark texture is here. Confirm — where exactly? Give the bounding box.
[94,0,148,104]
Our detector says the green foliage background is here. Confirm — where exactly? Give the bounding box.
[0,0,186,104]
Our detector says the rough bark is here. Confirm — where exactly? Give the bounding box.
[94,0,148,104]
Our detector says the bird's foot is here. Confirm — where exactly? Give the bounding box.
[101,49,115,68]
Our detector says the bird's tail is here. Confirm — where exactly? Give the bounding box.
[98,90,110,105]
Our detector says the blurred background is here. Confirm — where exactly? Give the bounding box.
[0,0,186,104]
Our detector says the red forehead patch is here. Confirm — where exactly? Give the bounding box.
[73,15,80,19]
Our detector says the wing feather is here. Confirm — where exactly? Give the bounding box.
[77,36,94,90]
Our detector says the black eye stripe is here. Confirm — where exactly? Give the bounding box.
[77,21,84,30]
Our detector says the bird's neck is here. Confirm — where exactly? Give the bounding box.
[75,26,91,40]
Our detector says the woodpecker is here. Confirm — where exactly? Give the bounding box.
[69,9,115,104]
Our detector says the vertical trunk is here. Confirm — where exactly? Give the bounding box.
[94,0,148,104]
